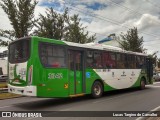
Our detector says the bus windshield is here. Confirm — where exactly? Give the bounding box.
[9,38,30,63]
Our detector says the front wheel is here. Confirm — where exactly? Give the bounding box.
[91,81,103,98]
[140,79,145,90]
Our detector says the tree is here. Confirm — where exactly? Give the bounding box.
[33,8,96,43]
[148,51,158,69]
[118,27,144,53]
[0,0,38,46]
[65,14,96,43]
[158,58,160,68]
[33,7,68,40]
[0,38,9,46]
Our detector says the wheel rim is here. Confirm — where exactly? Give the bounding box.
[94,84,101,95]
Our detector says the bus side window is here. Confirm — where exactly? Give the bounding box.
[40,45,48,66]
[117,53,127,69]
[86,51,94,68]
[127,54,133,69]
[39,43,66,68]
[87,58,93,67]
[117,53,124,69]
[109,52,116,69]
[52,58,60,68]
[140,56,145,68]
[102,52,110,68]
[93,51,102,68]
[136,56,143,68]
[122,56,125,69]
[41,56,47,66]
[131,55,136,69]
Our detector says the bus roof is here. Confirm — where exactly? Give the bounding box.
[63,41,147,56]
[16,36,147,57]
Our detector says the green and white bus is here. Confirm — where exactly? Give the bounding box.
[8,36,153,98]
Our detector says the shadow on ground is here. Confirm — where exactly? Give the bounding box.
[15,87,151,111]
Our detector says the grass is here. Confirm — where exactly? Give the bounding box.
[0,93,22,100]
[0,83,22,99]
[0,82,7,88]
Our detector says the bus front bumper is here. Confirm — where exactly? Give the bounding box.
[8,84,37,96]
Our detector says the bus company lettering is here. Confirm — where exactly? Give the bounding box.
[48,73,63,79]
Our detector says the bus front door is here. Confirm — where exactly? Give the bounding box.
[68,50,84,96]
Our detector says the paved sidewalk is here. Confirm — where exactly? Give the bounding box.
[145,108,160,120]
[136,107,160,120]
[147,117,160,120]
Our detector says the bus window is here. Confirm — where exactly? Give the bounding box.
[136,56,144,68]
[143,57,146,68]
[117,53,129,69]
[117,53,125,69]
[93,51,102,68]
[86,51,102,68]
[39,43,66,68]
[102,52,109,68]
[124,54,127,68]
[121,54,128,69]
[128,55,136,69]
[139,56,145,68]
[86,51,94,68]
[142,57,145,67]
[108,52,116,69]
[9,38,30,63]
[47,46,52,56]
[132,55,136,69]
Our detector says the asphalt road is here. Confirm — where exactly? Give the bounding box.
[0,82,160,120]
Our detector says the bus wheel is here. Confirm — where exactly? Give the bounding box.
[140,79,145,90]
[91,81,103,98]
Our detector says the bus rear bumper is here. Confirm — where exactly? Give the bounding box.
[8,84,37,96]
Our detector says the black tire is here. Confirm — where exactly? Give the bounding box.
[140,79,145,90]
[91,81,103,98]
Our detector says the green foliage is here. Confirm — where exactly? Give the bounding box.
[0,0,38,46]
[1,0,95,45]
[118,27,144,53]
[0,39,9,46]
[0,30,15,42]
[64,14,96,43]
[158,58,160,68]
[33,8,96,43]
[148,51,158,67]
[33,8,68,40]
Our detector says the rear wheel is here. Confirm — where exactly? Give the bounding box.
[91,81,103,98]
[140,79,145,90]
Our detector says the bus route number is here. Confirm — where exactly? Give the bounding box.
[48,73,63,79]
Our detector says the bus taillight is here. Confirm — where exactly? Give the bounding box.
[28,65,33,85]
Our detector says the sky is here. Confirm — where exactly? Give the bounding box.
[0,0,160,57]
